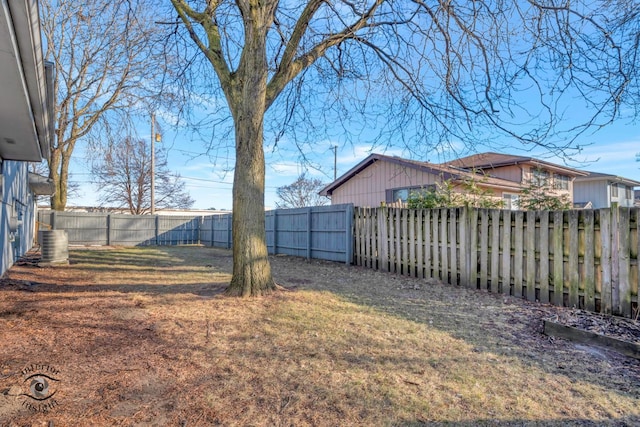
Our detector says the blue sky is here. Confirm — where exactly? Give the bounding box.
[60,1,640,211]
[67,114,640,211]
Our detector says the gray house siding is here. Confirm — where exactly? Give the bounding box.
[0,160,37,275]
[573,180,636,208]
[0,0,54,275]
[573,181,610,208]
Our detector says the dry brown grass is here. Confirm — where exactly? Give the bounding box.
[0,245,638,426]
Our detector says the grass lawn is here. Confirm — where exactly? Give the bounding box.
[0,245,638,426]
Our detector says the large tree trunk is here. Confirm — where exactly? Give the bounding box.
[49,147,68,211]
[225,4,277,296]
[49,128,72,211]
[226,121,276,296]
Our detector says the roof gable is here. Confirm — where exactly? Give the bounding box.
[445,152,588,177]
[575,171,640,187]
[320,153,523,196]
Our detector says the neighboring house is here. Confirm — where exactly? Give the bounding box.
[319,153,523,208]
[0,0,54,274]
[573,172,640,208]
[444,152,588,209]
[321,152,591,209]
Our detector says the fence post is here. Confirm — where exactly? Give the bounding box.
[273,210,278,255]
[227,215,232,249]
[155,215,160,245]
[306,208,312,260]
[345,204,354,265]
[106,214,111,246]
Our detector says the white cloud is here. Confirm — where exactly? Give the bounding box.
[268,161,303,176]
[519,135,640,183]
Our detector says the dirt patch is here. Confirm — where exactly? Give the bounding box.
[0,246,638,426]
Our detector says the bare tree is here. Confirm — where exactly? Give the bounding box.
[41,0,168,211]
[169,1,639,296]
[92,137,194,215]
[29,161,80,206]
[276,174,328,208]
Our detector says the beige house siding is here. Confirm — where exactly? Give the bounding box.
[326,152,586,209]
[330,160,442,207]
[521,166,574,200]
[476,163,573,201]
[477,164,524,183]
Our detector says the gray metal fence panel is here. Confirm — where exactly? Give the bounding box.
[157,216,201,245]
[206,215,231,248]
[200,216,214,246]
[38,211,109,245]
[311,205,353,263]
[38,211,216,247]
[109,215,156,246]
[37,205,354,263]
[218,204,354,263]
[265,204,353,264]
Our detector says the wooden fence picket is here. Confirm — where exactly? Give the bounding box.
[513,211,524,299]
[501,210,512,296]
[432,209,440,280]
[618,208,631,317]
[416,210,424,279]
[490,210,500,294]
[538,212,550,303]
[353,206,639,319]
[552,211,564,306]
[469,208,478,289]
[568,210,580,308]
[479,210,489,289]
[449,209,458,285]
[583,209,595,311]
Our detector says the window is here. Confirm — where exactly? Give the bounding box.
[386,185,436,203]
[531,168,550,187]
[503,193,519,210]
[625,186,633,200]
[611,183,618,197]
[392,188,409,202]
[554,174,570,190]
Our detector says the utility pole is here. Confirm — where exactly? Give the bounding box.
[150,113,155,215]
[332,145,337,181]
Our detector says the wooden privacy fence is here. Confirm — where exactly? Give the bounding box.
[353,206,639,319]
